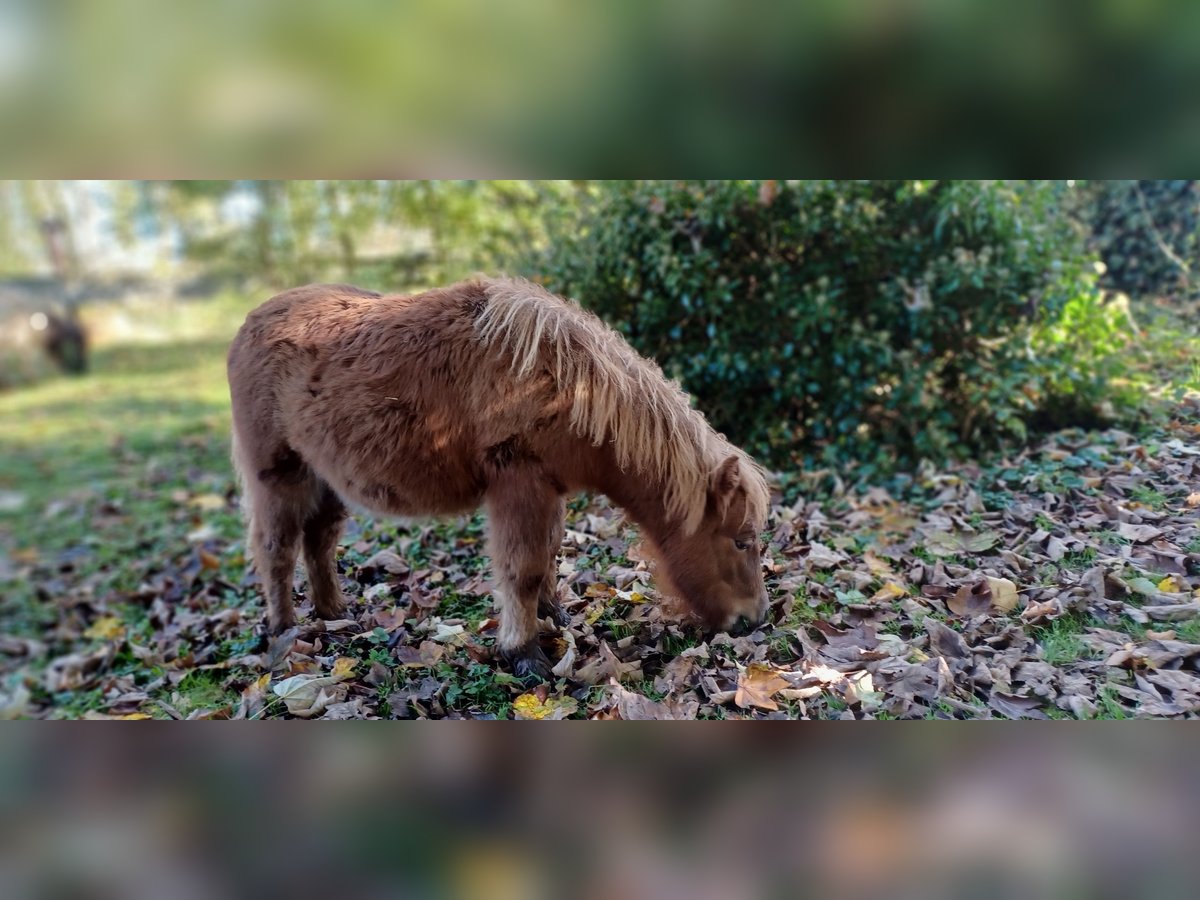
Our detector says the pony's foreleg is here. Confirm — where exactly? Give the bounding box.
[536,496,569,627]
[485,470,565,680]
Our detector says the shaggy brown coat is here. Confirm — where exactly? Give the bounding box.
[227,277,769,677]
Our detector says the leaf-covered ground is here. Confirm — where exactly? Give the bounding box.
[1,297,1198,719]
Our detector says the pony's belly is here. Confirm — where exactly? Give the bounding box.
[326,468,484,520]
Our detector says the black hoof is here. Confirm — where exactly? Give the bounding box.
[539,602,572,628]
[500,640,553,682]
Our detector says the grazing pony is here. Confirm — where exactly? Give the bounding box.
[227,277,770,678]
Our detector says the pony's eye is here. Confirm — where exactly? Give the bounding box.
[734,539,750,551]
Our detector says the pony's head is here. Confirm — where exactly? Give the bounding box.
[653,454,770,632]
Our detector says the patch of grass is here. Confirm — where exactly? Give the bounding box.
[1060,547,1098,570]
[1094,529,1132,548]
[174,670,238,714]
[1035,615,1094,665]
[45,687,108,720]
[1173,620,1200,644]
[1034,513,1059,533]
[438,589,493,628]
[766,630,798,662]
[631,679,666,702]
[441,662,518,717]
[1128,485,1169,510]
[1095,683,1129,720]
[660,630,703,656]
[909,545,936,564]
[602,617,635,642]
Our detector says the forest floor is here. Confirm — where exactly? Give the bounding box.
[1,293,1198,719]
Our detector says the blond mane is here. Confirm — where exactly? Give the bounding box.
[475,277,768,534]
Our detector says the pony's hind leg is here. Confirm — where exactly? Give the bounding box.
[237,437,320,636]
[485,470,565,680]
[245,477,306,635]
[302,482,349,620]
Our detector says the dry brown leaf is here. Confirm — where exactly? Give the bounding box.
[948,581,992,617]
[575,641,642,685]
[1117,522,1164,543]
[609,680,699,720]
[735,664,791,711]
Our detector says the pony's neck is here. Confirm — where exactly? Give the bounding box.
[585,442,685,547]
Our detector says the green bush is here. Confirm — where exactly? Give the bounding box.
[1078,180,1199,301]
[526,180,1128,471]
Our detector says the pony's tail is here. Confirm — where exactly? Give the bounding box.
[229,425,256,562]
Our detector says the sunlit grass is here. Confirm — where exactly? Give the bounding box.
[0,292,256,538]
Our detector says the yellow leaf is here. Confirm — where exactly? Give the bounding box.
[1185,492,1200,509]
[188,493,227,510]
[863,550,896,578]
[513,692,578,720]
[331,657,357,680]
[119,713,153,720]
[870,582,907,603]
[986,577,1020,612]
[84,616,124,641]
[1158,575,1185,593]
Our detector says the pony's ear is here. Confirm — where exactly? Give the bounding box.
[710,455,743,522]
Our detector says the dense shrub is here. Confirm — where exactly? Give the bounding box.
[1078,180,1199,300]
[526,180,1127,471]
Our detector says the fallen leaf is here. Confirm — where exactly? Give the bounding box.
[330,657,357,680]
[948,581,992,617]
[360,550,410,576]
[806,542,847,569]
[0,683,31,720]
[575,641,642,685]
[1117,523,1163,543]
[188,493,227,510]
[926,619,969,659]
[735,664,791,711]
[926,530,1000,557]
[986,577,1020,612]
[609,679,699,720]
[870,582,907,603]
[513,691,578,720]
[842,671,876,706]
[272,674,347,717]
[84,617,124,641]
[1158,575,1186,594]
[236,673,272,720]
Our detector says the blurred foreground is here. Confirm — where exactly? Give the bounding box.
[1,730,1198,899]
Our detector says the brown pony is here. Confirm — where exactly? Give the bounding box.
[227,277,770,678]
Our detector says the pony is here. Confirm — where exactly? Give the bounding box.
[227,276,770,678]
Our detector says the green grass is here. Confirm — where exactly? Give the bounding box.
[1035,615,1095,665]
[1095,684,1129,720]
[174,669,240,714]
[0,292,254,538]
[1128,485,1170,510]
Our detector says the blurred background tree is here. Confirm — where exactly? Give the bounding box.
[1,180,1194,470]
[1074,179,1199,301]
